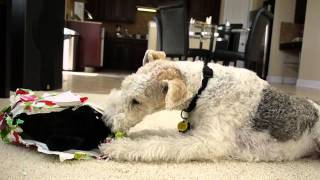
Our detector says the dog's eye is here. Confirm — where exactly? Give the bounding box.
[131,99,140,105]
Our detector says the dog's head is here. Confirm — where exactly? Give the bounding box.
[102,50,192,133]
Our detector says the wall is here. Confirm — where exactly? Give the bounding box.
[219,0,225,23]
[267,0,299,83]
[219,0,250,26]
[218,0,265,53]
[219,0,264,24]
[250,0,264,10]
[297,0,320,89]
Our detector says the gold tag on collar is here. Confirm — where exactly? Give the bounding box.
[178,120,190,133]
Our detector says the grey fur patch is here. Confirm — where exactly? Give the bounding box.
[252,86,319,141]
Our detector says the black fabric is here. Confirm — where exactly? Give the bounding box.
[16,106,112,151]
[183,63,213,114]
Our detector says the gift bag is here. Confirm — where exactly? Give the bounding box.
[0,89,112,161]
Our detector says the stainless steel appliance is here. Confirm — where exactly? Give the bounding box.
[63,28,79,71]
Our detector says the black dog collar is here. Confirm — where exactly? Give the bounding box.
[178,62,213,132]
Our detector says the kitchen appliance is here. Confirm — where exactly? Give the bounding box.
[63,28,79,71]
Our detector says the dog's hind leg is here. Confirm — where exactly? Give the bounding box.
[100,133,229,162]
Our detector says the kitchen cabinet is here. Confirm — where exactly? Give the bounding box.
[86,0,136,22]
[136,0,158,7]
[87,0,220,23]
[136,0,176,7]
[104,38,147,71]
[189,0,221,23]
[137,0,221,24]
[66,20,105,70]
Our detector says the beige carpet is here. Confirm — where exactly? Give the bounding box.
[1,93,320,180]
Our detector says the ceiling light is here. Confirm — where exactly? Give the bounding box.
[137,7,157,13]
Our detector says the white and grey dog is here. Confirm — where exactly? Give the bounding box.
[100,50,320,162]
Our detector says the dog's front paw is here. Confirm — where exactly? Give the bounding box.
[99,142,120,159]
[99,139,140,161]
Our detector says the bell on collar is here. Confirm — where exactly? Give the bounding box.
[178,120,190,133]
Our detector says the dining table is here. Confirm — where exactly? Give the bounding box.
[188,21,219,53]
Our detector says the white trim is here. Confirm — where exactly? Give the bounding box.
[266,76,297,84]
[267,76,282,83]
[297,79,320,90]
[283,77,297,84]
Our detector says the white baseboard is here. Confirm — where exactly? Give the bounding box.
[266,76,297,84]
[297,79,320,90]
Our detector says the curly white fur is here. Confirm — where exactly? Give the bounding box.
[100,52,320,162]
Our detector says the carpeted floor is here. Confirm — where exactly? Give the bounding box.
[1,73,320,180]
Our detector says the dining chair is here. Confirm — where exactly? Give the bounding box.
[155,0,188,59]
[213,23,243,65]
[155,0,213,61]
[210,8,273,79]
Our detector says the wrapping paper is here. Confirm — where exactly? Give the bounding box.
[0,89,107,161]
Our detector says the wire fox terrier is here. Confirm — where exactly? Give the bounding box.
[100,50,320,162]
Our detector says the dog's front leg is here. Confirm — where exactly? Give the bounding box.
[100,135,227,162]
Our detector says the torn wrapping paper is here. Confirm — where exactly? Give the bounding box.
[0,89,111,161]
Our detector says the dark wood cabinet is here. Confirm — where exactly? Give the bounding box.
[86,0,136,22]
[136,0,158,7]
[137,0,221,24]
[104,38,147,71]
[136,0,176,7]
[189,0,221,23]
[87,0,220,24]
[66,21,105,70]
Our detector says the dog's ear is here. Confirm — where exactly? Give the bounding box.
[142,50,166,65]
[161,79,193,109]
